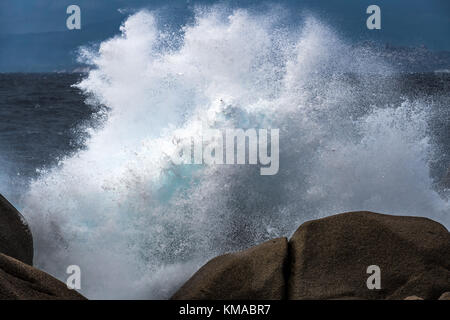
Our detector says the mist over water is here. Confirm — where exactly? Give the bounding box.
[17,9,449,299]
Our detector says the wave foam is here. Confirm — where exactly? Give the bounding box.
[21,9,449,299]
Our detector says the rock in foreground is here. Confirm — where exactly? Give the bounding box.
[0,194,33,265]
[439,292,450,300]
[289,211,450,300]
[172,211,450,300]
[0,253,86,300]
[171,238,288,300]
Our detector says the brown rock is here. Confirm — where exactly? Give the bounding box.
[0,253,86,300]
[171,238,288,300]
[388,266,450,299]
[288,211,450,300]
[439,292,450,300]
[404,296,424,300]
[0,194,33,265]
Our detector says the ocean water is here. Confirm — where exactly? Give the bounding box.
[0,9,449,299]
